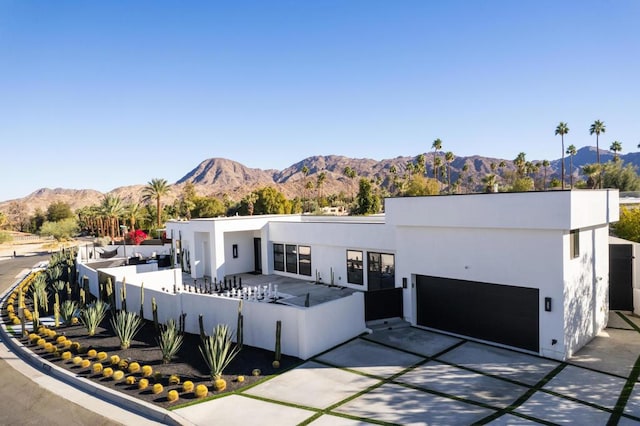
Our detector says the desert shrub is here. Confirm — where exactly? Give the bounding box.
[194,384,208,398]
[80,300,109,336]
[110,311,143,350]
[158,318,183,364]
[199,324,240,382]
[182,381,194,393]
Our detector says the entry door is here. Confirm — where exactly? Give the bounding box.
[254,238,262,273]
[610,244,634,311]
[416,275,539,352]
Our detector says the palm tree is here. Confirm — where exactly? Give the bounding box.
[415,154,426,176]
[566,145,577,188]
[343,166,357,201]
[610,141,622,161]
[431,138,442,179]
[542,160,550,190]
[316,171,327,205]
[555,122,569,189]
[444,151,454,192]
[142,178,170,230]
[514,152,527,177]
[582,164,600,189]
[482,174,498,192]
[100,194,124,239]
[589,120,606,188]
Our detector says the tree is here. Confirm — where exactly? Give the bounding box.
[253,187,291,215]
[589,120,606,188]
[431,138,442,179]
[353,178,380,215]
[343,166,357,201]
[514,152,527,177]
[46,201,73,222]
[415,154,426,176]
[142,178,170,230]
[40,218,79,241]
[566,145,577,188]
[316,171,327,206]
[602,160,640,191]
[610,141,622,162]
[301,165,310,210]
[444,151,454,192]
[191,196,226,218]
[581,164,601,189]
[612,206,640,242]
[542,160,550,190]
[555,122,569,188]
[482,174,498,192]
[403,175,440,196]
[510,177,534,192]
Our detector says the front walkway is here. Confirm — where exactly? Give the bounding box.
[175,312,640,425]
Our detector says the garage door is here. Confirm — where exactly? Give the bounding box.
[416,275,539,352]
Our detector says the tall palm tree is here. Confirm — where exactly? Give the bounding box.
[100,194,124,239]
[514,152,527,177]
[542,160,550,190]
[444,151,454,192]
[343,166,357,201]
[566,145,577,188]
[482,174,498,192]
[316,171,327,205]
[555,122,569,189]
[142,178,170,230]
[589,120,606,188]
[610,141,622,162]
[431,138,442,179]
[415,154,426,176]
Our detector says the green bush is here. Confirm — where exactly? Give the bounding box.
[0,231,12,244]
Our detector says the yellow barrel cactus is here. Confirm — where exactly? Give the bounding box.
[112,370,125,382]
[182,381,194,393]
[194,384,208,398]
[138,378,149,390]
[152,383,163,395]
[128,362,141,374]
[141,365,153,378]
[102,367,114,378]
[125,376,137,385]
[87,349,97,358]
[92,363,103,374]
[96,351,108,361]
[167,390,179,402]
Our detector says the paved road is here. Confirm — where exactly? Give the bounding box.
[0,255,121,426]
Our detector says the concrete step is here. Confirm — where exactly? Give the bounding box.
[366,317,410,331]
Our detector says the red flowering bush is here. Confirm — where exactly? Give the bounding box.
[126,229,148,245]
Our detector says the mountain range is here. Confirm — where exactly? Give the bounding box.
[0,146,634,215]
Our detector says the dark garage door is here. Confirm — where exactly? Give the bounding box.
[416,275,539,352]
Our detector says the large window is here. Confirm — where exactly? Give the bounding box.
[347,250,364,285]
[286,244,298,274]
[273,244,284,271]
[570,229,580,259]
[298,246,312,276]
[367,252,395,290]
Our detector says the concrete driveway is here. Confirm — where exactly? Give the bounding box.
[176,320,640,425]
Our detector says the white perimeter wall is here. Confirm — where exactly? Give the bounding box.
[80,263,365,359]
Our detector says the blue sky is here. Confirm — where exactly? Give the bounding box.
[1,0,639,201]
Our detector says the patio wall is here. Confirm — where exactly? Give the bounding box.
[78,263,365,359]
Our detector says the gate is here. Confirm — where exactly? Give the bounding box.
[610,244,634,311]
[364,288,403,321]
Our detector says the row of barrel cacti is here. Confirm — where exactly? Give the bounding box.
[4,270,37,325]
[25,324,226,402]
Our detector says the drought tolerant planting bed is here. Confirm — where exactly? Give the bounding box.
[1,249,302,410]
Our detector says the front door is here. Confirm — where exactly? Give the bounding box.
[254,238,262,274]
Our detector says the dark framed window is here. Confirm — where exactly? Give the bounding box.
[273,243,284,271]
[570,229,579,259]
[367,252,395,290]
[347,250,364,285]
[286,244,298,274]
[298,245,311,276]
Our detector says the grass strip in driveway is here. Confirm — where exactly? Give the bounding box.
[608,311,640,425]
[474,363,567,425]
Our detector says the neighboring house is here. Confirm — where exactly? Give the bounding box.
[166,189,619,361]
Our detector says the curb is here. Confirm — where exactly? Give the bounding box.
[0,270,194,426]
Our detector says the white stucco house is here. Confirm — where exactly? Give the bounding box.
[162,189,619,361]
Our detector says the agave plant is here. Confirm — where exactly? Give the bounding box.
[199,324,241,386]
[80,300,109,336]
[60,300,79,325]
[110,311,143,349]
[158,318,183,364]
[30,273,49,313]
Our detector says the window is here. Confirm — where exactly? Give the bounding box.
[570,229,579,259]
[367,252,395,290]
[273,244,284,271]
[286,244,298,274]
[298,246,311,276]
[347,250,364,285]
